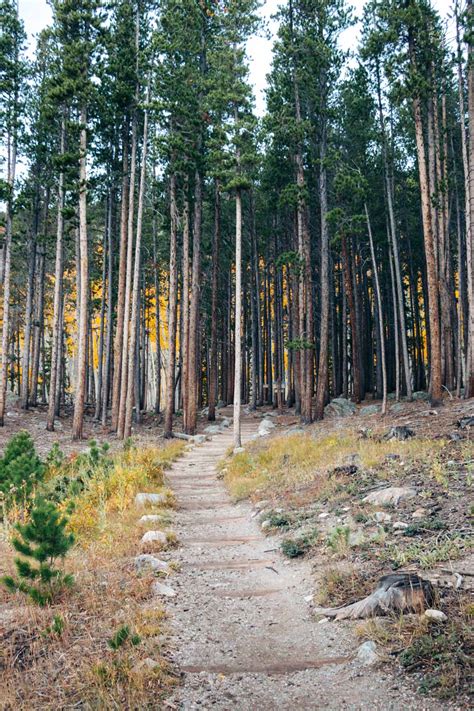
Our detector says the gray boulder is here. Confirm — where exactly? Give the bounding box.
[258,418,276,437]
[151,581,176,597]
[141,530,168,546]
[134,554,170,574]
[363,486,416,507]
[356,641,380,666]
[324,397,356,418]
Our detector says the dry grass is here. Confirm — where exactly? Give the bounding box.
[315,565,378,607]
[0,440,184,709]
[222,432,444,501]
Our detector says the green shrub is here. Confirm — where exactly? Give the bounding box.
[281,529,318,558]
[2,497,74,605]
[108,625,141,650]
[0,431,44,502]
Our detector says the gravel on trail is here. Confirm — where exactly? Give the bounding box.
[162,414,450,711]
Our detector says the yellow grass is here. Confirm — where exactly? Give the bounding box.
[0,439,184,708]
[223,432,445,501]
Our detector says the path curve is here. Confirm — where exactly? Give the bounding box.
[163,414,445,710]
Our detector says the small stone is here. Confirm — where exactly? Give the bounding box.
[233,447,245,454]
[258,419,276,437]
[304,594,313,603]
[134,554,169,573]
[318,617,329,624]
[141,530,168,546]
[318,512,330,519]
[424,609,447,622]
[324,397,356,418]
[392,521,408,530]
[151,581,176,597]
[261,520,271,531]
[193,434,207,444]
[356,641,380,666]
[412,507,427,519]
[254,500,269,511]
[363,486,417,507]
[374,511,392,523]
[135,492,168,508]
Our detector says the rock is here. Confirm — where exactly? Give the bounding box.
[385,453,400,462]
[458,416,474,429]
[261,520,271,531]
[333,464,358,476]
[134,554,169,573]
[360,404,380,416]
[139,514,165,524]
[386,425,415,441]
[254,499,269,511]
[193,434,207,444]
[132,658,160,674]
[216,400,226,409]
[424,609,447,622]
[151,581,176,597]
[393,521,408,530]
[412,391,430,400]
[349,529,366,547]
[141,530,168,546]
[258,418,276,437]
[390,403,406,413]
[363,486,417,507]
[412,507,427,519]
[374,511,392,523]
[203,424,223,435]
[135,492,168,508]
[220,417,231,428]
[233,446,245,454]
[356,641,380,666]
[449,432,461,441]
[324,397,356,418]
[318,512,330,519]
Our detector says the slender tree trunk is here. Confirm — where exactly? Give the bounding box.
[47,113,66,431]
[409,36,442,404]
[465,0,474,396]
[72,107,89,440]
[111,133,129,430]
[124,99,149,439]
[233,187,243,448]
[186,169,202,434]
[315,125,329,420]
[366,204,387,414]
[164,172,179,438]
[208,180,220,421]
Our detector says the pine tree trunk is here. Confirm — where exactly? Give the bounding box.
[366,204,387,414]
[412,100,442,402]
[124,100,149,439]
[233,187,242,449]
[186,169,202,434]
[465,0,474,397]
[164,172,179,438]
[315,125,329,420]
[72,108,89,440]
[111,133,129,430]
[47,113,66,431]
[208,180,220,421]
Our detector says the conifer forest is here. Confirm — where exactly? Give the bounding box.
[0,1,473,707]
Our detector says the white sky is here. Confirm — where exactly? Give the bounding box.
[20,0,452,116]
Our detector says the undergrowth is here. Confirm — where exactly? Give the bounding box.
[222,432,445,501]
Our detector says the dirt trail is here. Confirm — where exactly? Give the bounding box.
[164,415,446,710]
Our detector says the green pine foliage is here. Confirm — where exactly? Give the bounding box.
[0,431,45,502]
[2,497,74,605]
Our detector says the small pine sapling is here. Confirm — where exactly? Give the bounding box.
[2,497,74,605]
[0,431,45,502]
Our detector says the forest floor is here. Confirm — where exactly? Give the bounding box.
[0,395,472,709]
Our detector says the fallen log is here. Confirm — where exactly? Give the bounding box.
[314,573,435,621]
